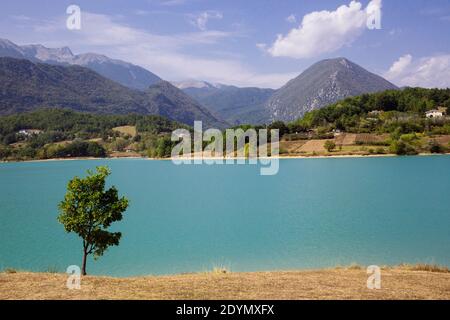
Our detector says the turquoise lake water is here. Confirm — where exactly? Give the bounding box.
[0,156,449,277]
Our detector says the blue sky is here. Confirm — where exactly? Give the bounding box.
[0,0,449,88]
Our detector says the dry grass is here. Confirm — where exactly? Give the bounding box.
[1,267,449,300]
[397,263,450,273]
[109,151,142,158]
[431,135,450,145]
[299,140,329,153]
[279,140,307,154]
[112,126,137,137]
[355,133,390,145]
[3,268,17,274]
[335,134,357,146]
[43,140,72,148]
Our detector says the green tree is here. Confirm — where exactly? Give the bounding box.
[58,166,129,275]
[428,140,444,154]
[324,140,336,152]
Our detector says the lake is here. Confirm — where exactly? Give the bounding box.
[0,156,449,277]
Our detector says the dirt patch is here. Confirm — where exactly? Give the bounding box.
[110,151,142,158]
[280,140,307,154]
[431,135,450,145]
[299,140,330,153]
[335,134,357,146]
[355,134,390,144]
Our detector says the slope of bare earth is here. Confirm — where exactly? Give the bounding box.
[1,267,449,300]
[298,140,329,153]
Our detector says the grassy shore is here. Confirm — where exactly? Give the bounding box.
[2,152,450,164]
[1,265,449,300]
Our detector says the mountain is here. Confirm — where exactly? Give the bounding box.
[145,81,227,128]
[0,38,161,90]
[172,80,220,90]
[0,57,224,128]
[265,58,398,122]
[173,80,275,125]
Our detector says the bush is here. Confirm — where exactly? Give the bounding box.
[324,140,336,152]
[110,138,129,152]
[17,145,37,159]
[390,140,418,155]
[46,141,106,158]
[2,133,17,145]
[0,145,11,159]
[429,140,445,153]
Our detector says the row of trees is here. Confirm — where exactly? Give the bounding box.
[0,109,187,160]
[1,88,450,160]
[0,108,185,146]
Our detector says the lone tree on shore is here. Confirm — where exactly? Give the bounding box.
[324,140,336,152]
[58,166,129,275]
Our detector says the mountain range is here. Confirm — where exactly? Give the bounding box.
[172,81,274,125]
[0,57,224,128]
[0,38,400,126]
[0,38,161,90]
[175,58,398,124]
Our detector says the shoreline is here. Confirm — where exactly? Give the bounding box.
[2,152,450,164]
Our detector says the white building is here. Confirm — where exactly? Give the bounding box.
[18,129,43,136]
[425,109,444,118]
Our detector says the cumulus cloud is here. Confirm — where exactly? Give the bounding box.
[268,0,382,59]
[286,14,296,24]
[385,54,450,88]
[385,54,412,79]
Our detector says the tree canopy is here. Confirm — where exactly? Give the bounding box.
[58,166,129,275]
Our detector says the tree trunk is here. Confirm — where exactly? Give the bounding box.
[81,251,87,276]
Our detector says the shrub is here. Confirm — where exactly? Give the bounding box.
[110,138,129,152]
[390,140,418,155]
[429,140,445,153]
[0,145,11,159]
[324,140,336,152]
[46,141,106,158]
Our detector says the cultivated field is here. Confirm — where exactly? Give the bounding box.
[298,139,329,153]
[336,133,357,145]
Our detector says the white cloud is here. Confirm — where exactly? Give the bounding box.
[4,11,293,88]
[385,54,412,79]
[385,54,450,88]
[268,0,382,59]
[256,43,267,51]
[161,0,187,5]
[388,28,402,36]
[147,0,187,6]
[286,14,296,24]
[190,11,223,31]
